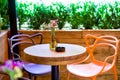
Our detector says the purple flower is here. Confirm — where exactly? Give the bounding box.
[1,60,23,80]
[3,60,23,70]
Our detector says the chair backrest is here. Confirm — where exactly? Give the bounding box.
[29,33,43,44]
[84,34,119,66]
[8,33,43,61]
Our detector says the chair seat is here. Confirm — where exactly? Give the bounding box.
[67,61,112,77]
[23,63,51,75]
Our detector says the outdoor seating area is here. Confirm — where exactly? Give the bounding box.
[0,30,120,80]
[0,0,120,80]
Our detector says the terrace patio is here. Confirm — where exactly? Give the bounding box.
[0,0,120,80]
[0,30,120,80]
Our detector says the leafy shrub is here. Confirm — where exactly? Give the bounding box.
[2,0,120,30]
[0,0,9,29]
[16,1,34,30]
[29,3,54,29]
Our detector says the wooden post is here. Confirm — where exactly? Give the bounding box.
[8,0,19,59]
[8,0,18,36]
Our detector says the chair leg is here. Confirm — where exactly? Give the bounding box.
[34,76,36,80]
[112,66,118,80]
[90,76,96,80]
[29,73,32,80]
[66,71,70,80]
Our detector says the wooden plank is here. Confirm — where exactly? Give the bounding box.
[0,31,8,62]
[83,29,120,38]
[20,30,82,39]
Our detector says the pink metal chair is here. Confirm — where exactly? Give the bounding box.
[67,34,119,80]
[8,33,51,80]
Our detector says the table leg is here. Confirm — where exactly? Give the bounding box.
[52,65,60,80]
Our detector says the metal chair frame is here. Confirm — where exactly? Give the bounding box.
[67,34,119,80]
[8,33,51,80]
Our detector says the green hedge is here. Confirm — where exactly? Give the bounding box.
[27,1,120,29]
[0,0,9,30]
[1,1,120,30]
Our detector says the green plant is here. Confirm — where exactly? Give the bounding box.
[15,0,120,30]
[29,3,51,29]
[16,1,34,30]
[109,1,120,29]
[0,15,3,30]
[1,60,23,80]
[97,3,112,29]
[0,0,9,30]
[66,2,82,29]
[52,2,69,29]
[96,1,120,29]
[81,1,97,29]
[29,2,68,30]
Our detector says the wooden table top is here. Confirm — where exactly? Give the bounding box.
[23,43,86,65]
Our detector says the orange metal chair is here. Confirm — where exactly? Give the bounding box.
[67,34,119,80]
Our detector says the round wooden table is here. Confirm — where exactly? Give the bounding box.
[24,43,86,80]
